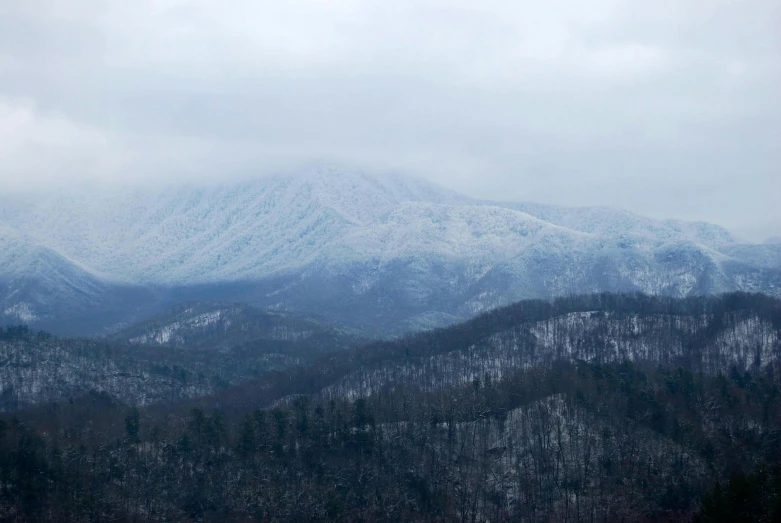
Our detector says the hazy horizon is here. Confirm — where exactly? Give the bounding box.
[1,163,776,243]
[1,1,779,240]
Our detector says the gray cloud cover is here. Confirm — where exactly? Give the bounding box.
[0,0,779,239]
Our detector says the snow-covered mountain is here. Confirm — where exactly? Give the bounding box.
[1,167,779,334]
[0,169,467,284]
[0,223,163,334]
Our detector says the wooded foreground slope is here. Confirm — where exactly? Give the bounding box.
[0,292,779,521]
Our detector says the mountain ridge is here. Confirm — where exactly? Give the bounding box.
[1,167,778,335]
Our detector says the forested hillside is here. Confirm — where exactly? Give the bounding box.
[319,292,779,401]
[182,292,780,417]
[112,302,361,352]
[0,292,779,520]
[0,310,360,412]
[1,360,779,521]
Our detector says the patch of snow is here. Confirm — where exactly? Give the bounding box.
[3,302,38,323]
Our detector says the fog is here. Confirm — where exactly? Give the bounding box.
[0,0,778,239]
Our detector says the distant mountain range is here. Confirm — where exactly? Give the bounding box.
[1,167,779,335]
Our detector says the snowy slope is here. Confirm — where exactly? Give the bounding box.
[0,223,102,321]
[0,166,778,335]
[0,222,163,334]
[0,169,468,284]
[505,202,738,250]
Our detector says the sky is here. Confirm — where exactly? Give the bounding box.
[0,0,779,240]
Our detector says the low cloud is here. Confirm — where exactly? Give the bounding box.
[0,0,778,238]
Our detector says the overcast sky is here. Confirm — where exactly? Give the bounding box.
[0,0,779,240]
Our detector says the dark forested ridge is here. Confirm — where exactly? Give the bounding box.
[0,306,363,412]
[110,302,364,352]
[174,292,780,418]
[0,292,779,521]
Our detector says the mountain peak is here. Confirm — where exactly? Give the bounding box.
[279,166,468,224]
[1,169,779,335]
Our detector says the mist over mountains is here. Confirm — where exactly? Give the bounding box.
[1,167,779,335]
[2,0,780,517]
